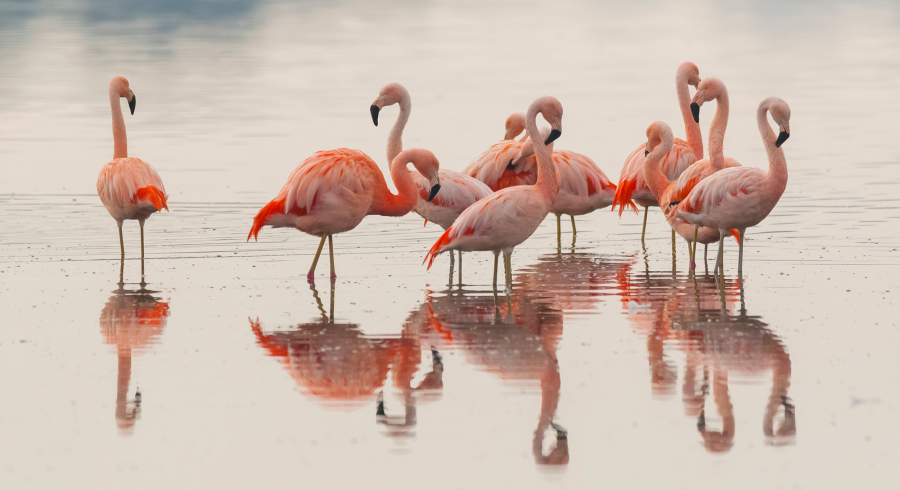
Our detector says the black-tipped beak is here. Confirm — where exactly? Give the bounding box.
[129,95,136,115]
[427,184,441,202]
[370,105,379,126]
[690,102,700,123]
[644,149,649,157]
[668,200,682,209]
[545,129,562,145]
[775,131,790,148]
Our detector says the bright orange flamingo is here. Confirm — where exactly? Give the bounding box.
[99,285,170,435]
[510,128,617,245]
[370,83,492,276]
[248,137,442,282]
[425,96,563,289]
[641,122,738,270]
[673,97,792,276]
[612,62,703,244]
[96,76,168,282]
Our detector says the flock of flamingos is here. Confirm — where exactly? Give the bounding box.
[97,61,791,287]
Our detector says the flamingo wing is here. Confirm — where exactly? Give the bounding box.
[463,141,533,191]
[673,156,743,202]
[413,169,492,212]
[97,157,169,215]
[674,166,767,226]
[248,148,382,240]
[554,150,615,198]
[612,139,696,215]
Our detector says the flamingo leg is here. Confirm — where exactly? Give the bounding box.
[737,228,745,278]
[458,251,462,284]
[118,222,125,284]
[690,225,698,271]
[328,234,336,282]
[308,235,327,282]
[449,248,455,284]
[139,220,145,281]
[672,228,676,255]
[570,215,576,235]
[556,215,561,249]
[714,231,726,274]
[503,252,513,288]
[492,252,499,290]
[641,206,649,243]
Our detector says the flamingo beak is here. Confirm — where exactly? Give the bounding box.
[428,184,441,202]
[129,94,136,115]
[690,102,700,123]
[775,131,790,147]
[370,105,380,126]
[644,149,649,157]
[545,129,561,145]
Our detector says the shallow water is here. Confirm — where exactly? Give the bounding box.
[2,0,900,488]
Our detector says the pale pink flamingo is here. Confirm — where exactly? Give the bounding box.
[370,83,492,276]
[510,128,616,244]
[673,97,791,276]
[669,77,742,265]
[641,121,730,270]
[96,76,169,281]
[425,96,563,289]
[247,145,442,282]
[612,62,703,244]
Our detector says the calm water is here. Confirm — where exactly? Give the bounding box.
[2,0,899,488]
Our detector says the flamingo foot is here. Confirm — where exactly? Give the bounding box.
[690,260,696,271]
[330,272,337,282]
[307,270,315,283]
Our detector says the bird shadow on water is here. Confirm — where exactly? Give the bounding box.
[99,282,170,436]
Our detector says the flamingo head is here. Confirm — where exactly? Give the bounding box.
[528,96,563,145]
[690,77,726,124]
[110,76,136,115]
[395,148,441,202]
[645,121,674,160]
[769,98,791,147]
[678,61,702,88]
[503,112,527,140]
[370,82,410,126]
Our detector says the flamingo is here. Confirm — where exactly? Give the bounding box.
[462,112,540,191]
[96,76,169,282]
[247,138,442,282]
[504,112,528,141]
[370,83,493,277]
[671,77,742,265]
[673,97,792,277]
[425,96,563,289]
[612,62,703,244]
[641,121,732,270]
[510,129,616,245]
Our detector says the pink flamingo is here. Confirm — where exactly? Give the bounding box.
[370,83,493,275]
[510,129,616,244]
[247,138,442,282]
[96,76,169,282]
[425,96,563,289]
[504,112,528,141]
[673,97,792,276]
[641,121,737,270]
[462,114,537,191]
[612,62,703,243]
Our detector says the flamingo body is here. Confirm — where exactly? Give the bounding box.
[463,140,532,192]
[413,169,492,229]
[613,140,696,212]
[97,158,169,223]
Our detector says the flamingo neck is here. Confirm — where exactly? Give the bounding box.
[525,109,559,202]
[110,89,127,159]
[643,133,675,208]
[757,102,788,197]
[676,71,703,160]
[386,97,411,164]
[708,87,729,171]
[374,158,419,217]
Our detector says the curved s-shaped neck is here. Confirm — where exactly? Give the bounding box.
[757,99,787,195]
[386,96,411,165]
[110,89,127,159]
[676,69,703,160]
[525,104,559,202]
[708,87,729,171]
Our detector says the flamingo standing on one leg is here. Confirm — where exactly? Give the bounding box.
[425,96,563,290]
[612,62,703,245]
[248,144,442,283]
[670,77,742,266]
[370,83,492,277]
[640,122,736,270]
[673,97,792,277]
[510,130,616,246]
[97,76,169,283]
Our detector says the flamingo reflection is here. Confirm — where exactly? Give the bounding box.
[99,283,170,435]
[250,283,444,440]
[618,270,796,452]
